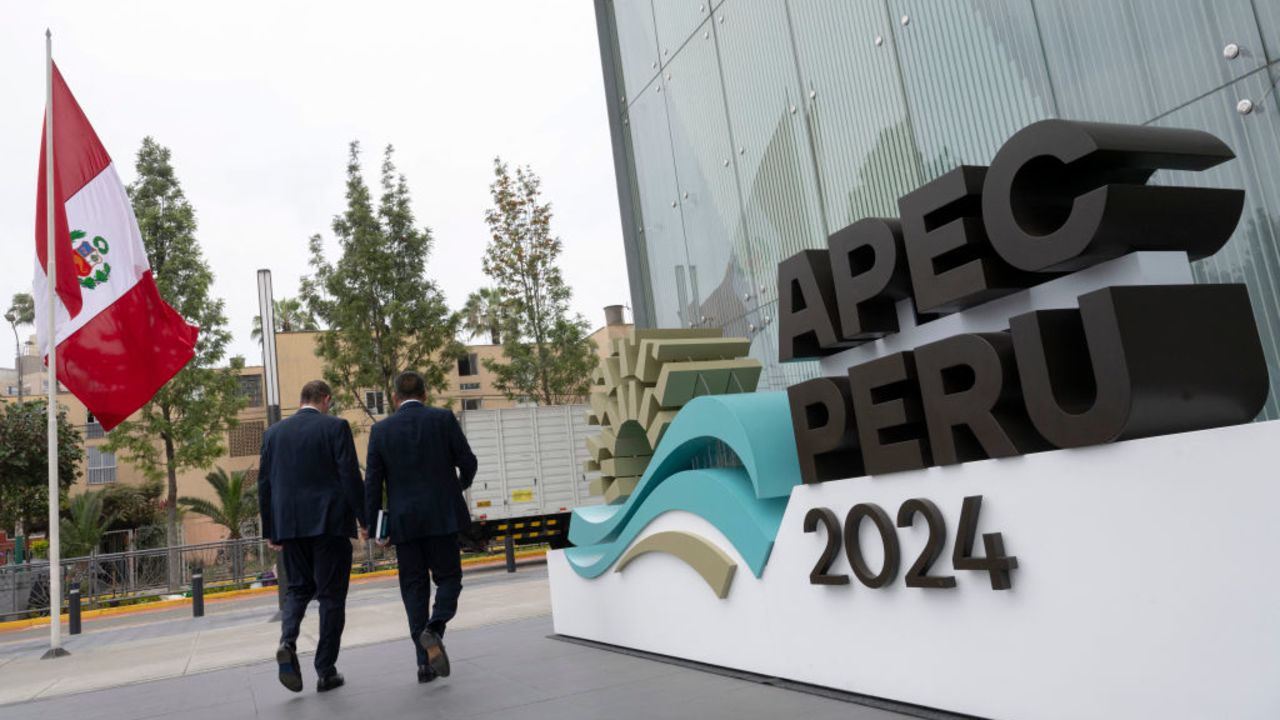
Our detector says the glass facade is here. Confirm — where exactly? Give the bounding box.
[596,0,1280,418]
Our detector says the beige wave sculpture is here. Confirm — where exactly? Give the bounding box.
[584,328,762,505]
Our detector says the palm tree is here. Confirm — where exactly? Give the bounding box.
[61,489,114,558]
[179,467,258,539]
[251,297,318,344]
[4,293,34,403]
[459,288,505,345]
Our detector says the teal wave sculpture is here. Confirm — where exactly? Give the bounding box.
[566,392,803,584]
[564,467,788,578]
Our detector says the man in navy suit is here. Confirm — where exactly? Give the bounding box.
[258,380,364,693]
[365,370,477,684]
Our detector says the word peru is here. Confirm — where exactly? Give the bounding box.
[779,120,1269,484]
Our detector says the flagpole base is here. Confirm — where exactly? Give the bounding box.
[41,647,70,660]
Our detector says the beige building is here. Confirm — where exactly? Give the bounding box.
[2,307,631,544]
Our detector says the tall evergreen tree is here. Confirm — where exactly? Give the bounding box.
[481,159,595,405]
[301,143,460,420]
[104,138,245,589]
[0,401,81,535]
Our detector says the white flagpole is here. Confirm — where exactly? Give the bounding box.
[43,28,67,659]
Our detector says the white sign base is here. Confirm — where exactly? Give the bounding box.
[549,419,1280,720]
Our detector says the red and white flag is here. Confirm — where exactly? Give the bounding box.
[34,63,198,431]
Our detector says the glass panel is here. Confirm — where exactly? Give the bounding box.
[1035,0,1267,124]
[612,0,661,104]
[889,0,1056,177]
[653,0,710,63]
[788,0,923,232]
[1255,0,1280,64]
[629,75,692,329]
[663,26,747,330]
[1152,71,1280,419]
[714,0,826,316]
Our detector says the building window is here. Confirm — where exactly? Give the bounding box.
[87,447,116,485]
[365,391,385,415]
[463,399,482,411]
[458,353,480,377]
[239,375,263,407]
[85,412,104,440]
[460,382,481,391]
[229,421,265,457]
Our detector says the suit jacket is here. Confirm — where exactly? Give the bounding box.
[257,407,364,542]
[364,402,478,543]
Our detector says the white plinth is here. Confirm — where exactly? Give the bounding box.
[550,419,1280,720]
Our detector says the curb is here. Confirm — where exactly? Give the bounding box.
[0,550,546,634]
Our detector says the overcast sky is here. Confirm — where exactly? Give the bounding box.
[0,1,630,364]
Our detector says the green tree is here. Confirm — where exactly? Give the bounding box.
[459,288,505,345]
[102,479,165,532]
[251,297,318,343]
[0,401,81,534]
[179,467,257,540]
[301,143,461,420]
[481,159,596,405]
[4,293,34,404]
[104,137,245,589]
[60,489,113,558]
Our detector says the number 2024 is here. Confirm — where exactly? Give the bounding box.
[803,495,1016,591]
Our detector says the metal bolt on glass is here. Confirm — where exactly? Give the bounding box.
[723,159,730,167]
[901,15,910,26]
[1223,43,1240,59]
[875,35,884,46]
[719,15,725,24]
[704,31,709,39]
[738,147,745,155]
[789,104,797,114]
[809,89,816,99]
[1237,98,1254,115]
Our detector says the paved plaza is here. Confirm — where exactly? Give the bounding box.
[0,566,933,720]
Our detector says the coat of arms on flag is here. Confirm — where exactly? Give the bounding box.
[71,229,111,289]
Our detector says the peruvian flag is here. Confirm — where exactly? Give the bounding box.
[34,63,198,431]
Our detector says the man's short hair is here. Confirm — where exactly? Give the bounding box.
[394,371,427,400]
[300,380,332,405]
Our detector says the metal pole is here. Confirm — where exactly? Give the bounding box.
[256,270,287,620]
[505,533,516,573]
[42,29,68,661]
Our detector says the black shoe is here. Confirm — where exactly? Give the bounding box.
[418,664,437,684]
[276,642,303,693]
[419,629,451,678]
[317,672,345,692]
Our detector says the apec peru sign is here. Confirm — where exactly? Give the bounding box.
[549,120,1278,720]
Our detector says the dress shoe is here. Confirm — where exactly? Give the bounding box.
[317,672,345,692]
[418,664,437,684]
[419,629,451,678]
[276,642,303,693]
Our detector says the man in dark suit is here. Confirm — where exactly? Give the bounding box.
[258,380,364,693]
[365,370,477,684]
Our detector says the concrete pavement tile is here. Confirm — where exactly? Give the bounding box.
[0,676,59,706]
[33,633,198,698]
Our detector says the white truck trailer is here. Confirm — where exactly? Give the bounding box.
[458,404,601,549]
